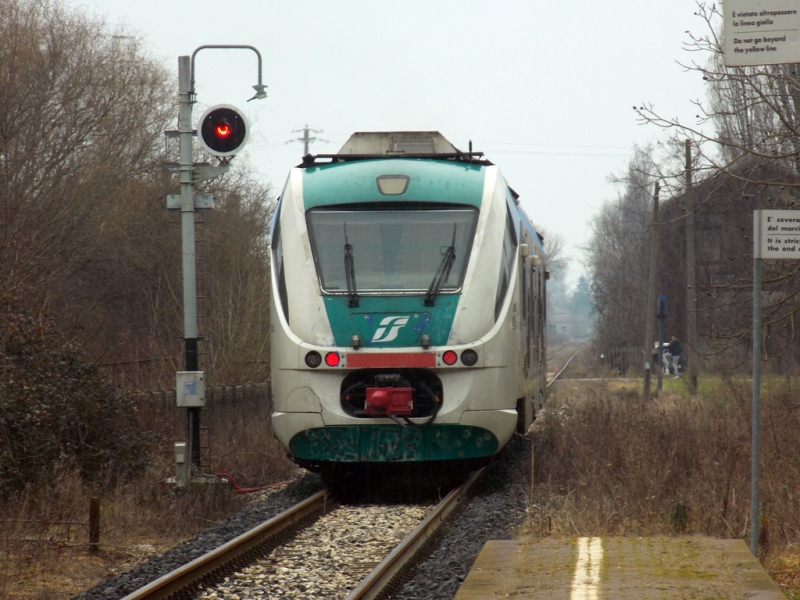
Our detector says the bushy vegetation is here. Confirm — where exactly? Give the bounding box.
[532,381,800,550]
[0,302,149,497]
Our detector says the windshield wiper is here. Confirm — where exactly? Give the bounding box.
[424,223,457,306]
[344,223,359,307]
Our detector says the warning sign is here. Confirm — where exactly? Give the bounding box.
[724,0,800,66]
[754,210,800,259]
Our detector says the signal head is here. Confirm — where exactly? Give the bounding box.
[197,104,249,157]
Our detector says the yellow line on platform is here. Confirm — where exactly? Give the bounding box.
[570,537,602,600]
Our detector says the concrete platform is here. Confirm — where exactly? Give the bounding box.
[454,536,785,599]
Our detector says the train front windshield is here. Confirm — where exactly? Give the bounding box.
[307,208,478,293]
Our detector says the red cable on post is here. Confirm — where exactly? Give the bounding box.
[216,472,291,494]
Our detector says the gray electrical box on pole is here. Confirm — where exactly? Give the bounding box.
[167,46,267,481]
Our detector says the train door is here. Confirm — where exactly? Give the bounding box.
[535,247,547,411]
[529,239,540,412]
[519,226,531,378]
[516,222,536,433]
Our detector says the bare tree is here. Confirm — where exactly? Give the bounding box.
[0,0,173,308]
[534,224,569,308]
[635,2,800,179]
[0,0,281,389]
[633,2,800,366]
[202,168,276,384]
[586,148,659,350]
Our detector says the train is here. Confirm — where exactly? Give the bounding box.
[269,131,547,480]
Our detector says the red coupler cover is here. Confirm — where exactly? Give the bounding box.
[364,387,413,415]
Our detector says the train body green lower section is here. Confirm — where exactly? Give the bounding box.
[288,424,498,462]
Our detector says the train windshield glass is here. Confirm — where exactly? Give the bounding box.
[307,208,478,293]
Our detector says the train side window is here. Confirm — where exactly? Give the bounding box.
[494,207,517,321]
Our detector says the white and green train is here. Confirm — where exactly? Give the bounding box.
[269,132,547,478]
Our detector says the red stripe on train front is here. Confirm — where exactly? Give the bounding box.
[346,352,436,368]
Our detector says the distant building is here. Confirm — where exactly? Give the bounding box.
[548,305,573,338]
[657,160,800,368]
[547,304,592,340]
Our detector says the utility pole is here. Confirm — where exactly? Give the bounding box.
[752,212,764,557]
[177,56,202,471]
[657,295,666,392]
[290,125,326,155]
[685,139,698,394]
[643,181,660,400]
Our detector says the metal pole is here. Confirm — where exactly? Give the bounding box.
[89,497,100,554]
[190,44,268,99]
[751,255,762,557]
[685,140,698,393]
[178,56,201,469]
[657,295,666,392]
[643,182,660,400]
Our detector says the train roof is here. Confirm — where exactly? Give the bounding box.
[297,131,493,167]
[301,157,486,209]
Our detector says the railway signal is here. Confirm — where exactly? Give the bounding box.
[168,46,267,485]
[198,105,249,156]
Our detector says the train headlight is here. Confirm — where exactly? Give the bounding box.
[376,175,410,195]
[325,352,341,367]
[442,350,458,365]
[305,351,322,368]
[460,349,478,366]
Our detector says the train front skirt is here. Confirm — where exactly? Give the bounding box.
[288,424,498,462]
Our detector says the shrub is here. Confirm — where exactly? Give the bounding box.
[0,303,149,498]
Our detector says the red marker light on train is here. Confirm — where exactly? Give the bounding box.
[325,352,341,367]
[442,350,458,365]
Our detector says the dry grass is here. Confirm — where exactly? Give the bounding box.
[9,373,800,597]
[525,377,800,596]
[0,387,296,599]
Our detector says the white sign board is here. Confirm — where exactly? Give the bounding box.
[723,0,800,66]
[754,209,800,258]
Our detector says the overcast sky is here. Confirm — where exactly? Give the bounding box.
[72,0,712,287]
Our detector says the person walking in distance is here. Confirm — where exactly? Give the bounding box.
[667,335,682,378]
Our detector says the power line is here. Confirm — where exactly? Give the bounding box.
[489,150,630,158]
[480,141,631,150]
[287,125,327,155]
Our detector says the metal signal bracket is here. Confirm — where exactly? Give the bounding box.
[193,163,231,182]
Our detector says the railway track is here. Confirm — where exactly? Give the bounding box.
[123,470,483,600]
[547,342,584,387]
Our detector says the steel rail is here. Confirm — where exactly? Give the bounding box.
[122,489,330,600]
[546,344,572,360]
[547,345,582,389]
[345,468,485,600]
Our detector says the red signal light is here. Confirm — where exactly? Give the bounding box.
[197,104,249,157]
[442,350,457,365]
[325,352,341,367]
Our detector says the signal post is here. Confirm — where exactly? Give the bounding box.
[169,47,266,485]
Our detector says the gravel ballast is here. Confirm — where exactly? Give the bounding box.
[72,474,325,600]
[391,433,532,600]
[73,433,532,600]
